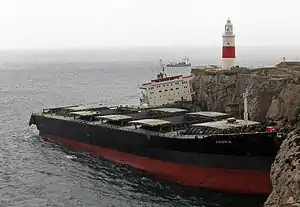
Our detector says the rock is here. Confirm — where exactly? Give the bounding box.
[264,135,300,207]
[267,98,281,120]
[191,68,300,121]
[191,67,300,206]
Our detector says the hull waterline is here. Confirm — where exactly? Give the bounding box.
[42,134,272,195]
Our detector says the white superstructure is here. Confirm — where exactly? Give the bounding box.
[139,60,193,107]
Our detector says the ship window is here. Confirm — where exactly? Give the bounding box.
[170,88,173,91]
[159,90,162,93]
[171,83,172,85]
[163,85,165,87]
[176,88,179,90]
[165,89,168,91]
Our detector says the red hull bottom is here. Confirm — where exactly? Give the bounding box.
[42,135,272,195]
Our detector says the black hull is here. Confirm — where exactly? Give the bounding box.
[33,114,279,157]
[30,114,277,194]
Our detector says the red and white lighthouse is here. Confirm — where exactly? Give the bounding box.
[222,18,236,69]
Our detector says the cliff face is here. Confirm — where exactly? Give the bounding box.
[191,67,300,206]
[191,68,300,124]
[264,134,300,207]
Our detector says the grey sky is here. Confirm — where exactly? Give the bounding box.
[1,0,299,49]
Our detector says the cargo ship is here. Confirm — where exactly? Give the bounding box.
[29,63,280,195]
[166,57,191,67]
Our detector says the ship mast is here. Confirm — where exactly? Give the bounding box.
[160,58,166,77]
[243,89,249,123]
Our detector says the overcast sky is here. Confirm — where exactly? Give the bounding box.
[0,0,299,49]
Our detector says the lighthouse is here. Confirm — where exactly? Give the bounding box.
[222,18,236,69]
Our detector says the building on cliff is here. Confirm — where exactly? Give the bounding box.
[276,60,300,70]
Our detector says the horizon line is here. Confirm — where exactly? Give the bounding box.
[0,45,300,52]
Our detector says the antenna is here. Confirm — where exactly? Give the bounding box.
[243,89,249,123]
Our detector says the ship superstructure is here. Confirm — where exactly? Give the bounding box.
[139,59,193,107]
[166,57,191,67]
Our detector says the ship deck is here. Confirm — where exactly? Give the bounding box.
[39,104,268,140]
[40,113,203,139]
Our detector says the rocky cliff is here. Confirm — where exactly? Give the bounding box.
[264,134,300,207]
[191,67,300,123]
[191,66,300,206]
